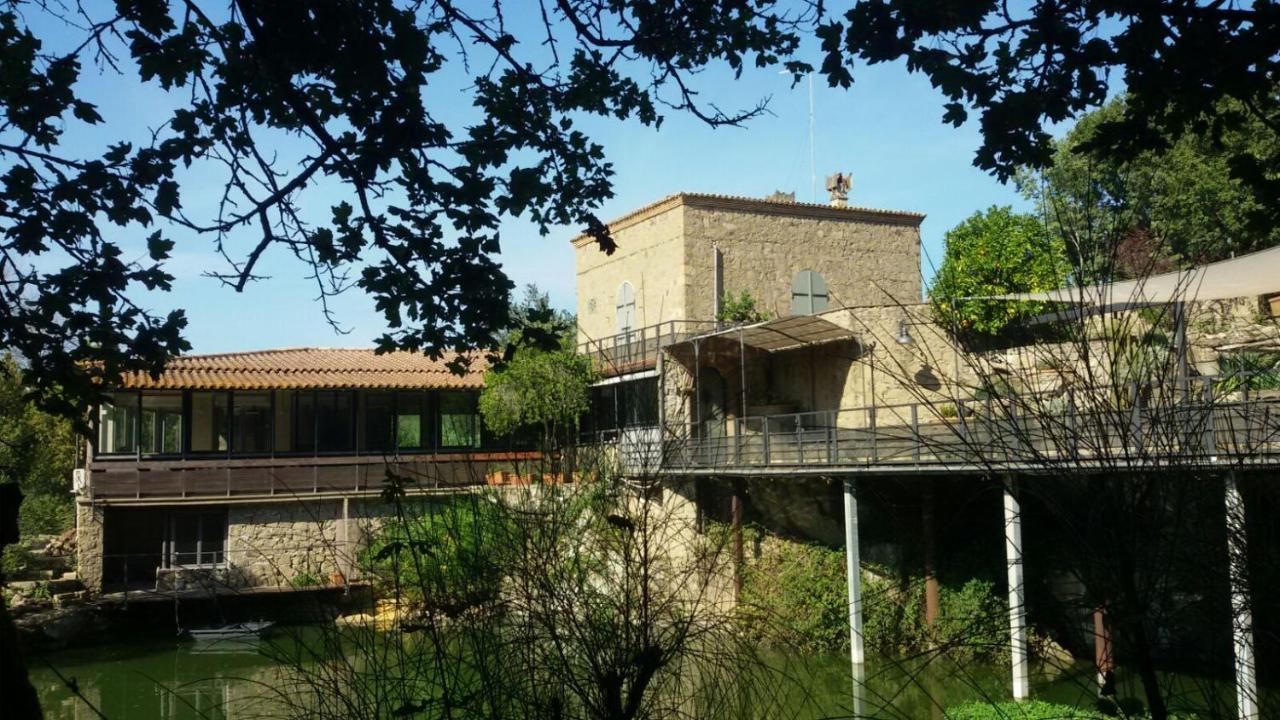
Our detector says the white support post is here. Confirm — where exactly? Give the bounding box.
[843,479,865,668]
[1004,481,1030,700]
[1226,472,1259,720]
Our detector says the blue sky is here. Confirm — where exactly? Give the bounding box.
[26,8,1040,355]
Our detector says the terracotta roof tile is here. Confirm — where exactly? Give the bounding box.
[119,348,487,391]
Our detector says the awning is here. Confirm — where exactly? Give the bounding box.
[972,244,1280,307]
[673,315,858,353]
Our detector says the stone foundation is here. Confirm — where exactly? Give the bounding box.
[74,502,104,594]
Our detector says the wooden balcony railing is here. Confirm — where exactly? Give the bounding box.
[85,451,541,500]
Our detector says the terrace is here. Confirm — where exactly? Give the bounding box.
[660,378,1280,476]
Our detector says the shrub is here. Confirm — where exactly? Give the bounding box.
[18,493,74,536]
[718,291,771,324]
[291,570,322,589]
[739,531,1009,662]
[364,498,513,614]
[738,530,849,651]
[946,700,1200,720]
[1,544,34,578]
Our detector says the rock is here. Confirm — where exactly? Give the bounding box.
[13,603,106,651]
[45,529,76,558]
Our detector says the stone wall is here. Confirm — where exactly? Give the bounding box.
[74,502,104,593]
[683,200,922,322]
[574,201,686,344]
[573,194,925,346]
[226,498,398,588]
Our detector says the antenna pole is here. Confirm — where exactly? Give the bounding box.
[809,73,817,203]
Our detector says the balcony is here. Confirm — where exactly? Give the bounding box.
[579,321,720,377]
[84,450,541,501]
[662,382,1280,476]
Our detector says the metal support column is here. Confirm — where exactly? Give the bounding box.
[1226,471,1259,720]
[731,479,744,600]
[1004,480,1030,700]
[843,479,865,667]
[922,481,940,637]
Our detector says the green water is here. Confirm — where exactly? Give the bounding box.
[24,629,1220,719]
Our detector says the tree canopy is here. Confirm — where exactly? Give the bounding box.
[1019,95,1280,282]
[929,207,1068,337]
[5,1,1278,417]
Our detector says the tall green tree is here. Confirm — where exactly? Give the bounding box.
[482,286,592,448]
[6,1,1280,420]
[0,354,76,534]
[929,207,1068,337]
[1019,95,1280,282]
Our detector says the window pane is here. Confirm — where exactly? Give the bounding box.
[439,391,480,449]
[362,391,393,452]
[316,391,354,452]
[171,516,198,566]
[98,393,139,454]
[274,390,294,452]
[140,394,182,455]
[621,378,658,426]
[190,392,229,452]
[396,391,427,450]
[592,386,618,432]
[232,392,272,453]
[295,392,316,452]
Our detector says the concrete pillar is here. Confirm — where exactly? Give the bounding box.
[1094,607,1115,697]
[843,479,865,667]
[851,653,867,720]
[1003,481,1030,700]
[1225,472,1259,720]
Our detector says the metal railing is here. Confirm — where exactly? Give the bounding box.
[662,377,1280,473]
[578,320,720,375]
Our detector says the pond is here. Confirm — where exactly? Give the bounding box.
[25,627,1235,719]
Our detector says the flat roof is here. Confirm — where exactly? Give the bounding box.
[571,192,926,246]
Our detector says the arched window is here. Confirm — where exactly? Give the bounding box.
[790,270,829,315]
[616,282,636,334]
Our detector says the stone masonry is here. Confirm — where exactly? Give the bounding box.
[573,193,925,345]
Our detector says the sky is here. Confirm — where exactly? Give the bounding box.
[23,5,1041,355]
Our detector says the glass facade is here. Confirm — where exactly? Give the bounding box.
[167,510,226,567]
[190,392,229,452]
[439,391,481,448]
[98,393,139,454]
[96,388,493,457]
[232,392,272,453]
[396,391,428,450]
[140,394,183,455]
[362,391,394,452]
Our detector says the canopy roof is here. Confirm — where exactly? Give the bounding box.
[975,245,1280,306]
[675,315,858,353]
[118,348,486,391]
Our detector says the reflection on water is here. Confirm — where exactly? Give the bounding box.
[31,636,282,720]
[30,629,1234,720]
